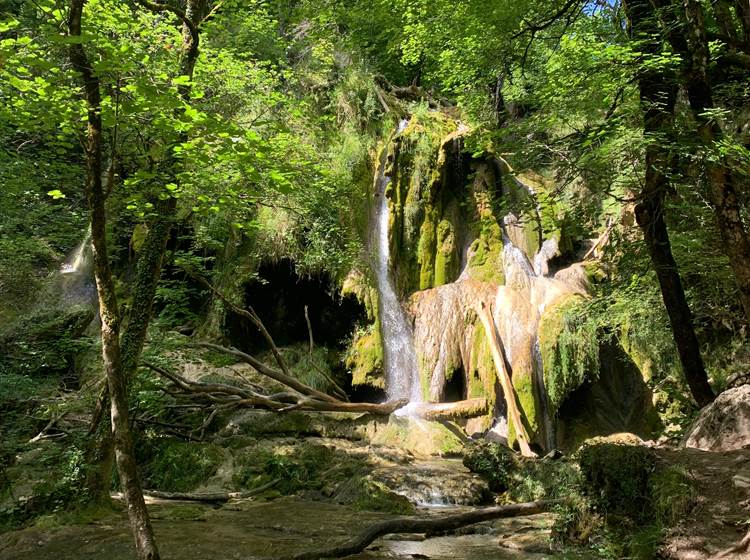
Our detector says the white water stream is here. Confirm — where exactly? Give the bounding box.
[58,226,95,305]
[372,120,422,404]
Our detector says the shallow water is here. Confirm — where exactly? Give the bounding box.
[0,497,570,560]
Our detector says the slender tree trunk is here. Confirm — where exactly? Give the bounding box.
[679,0,750,324]
[120,0,204,377]
[68,2,160,558]
[624,0,715,407]
[92,0,207,499]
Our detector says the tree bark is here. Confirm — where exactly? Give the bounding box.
[476,304,536,456]
[678,0,750,325]
[120,0,206,380]
[282,500,554,560]
[68,2,160,558]
[624,0,715,407]
[407,398,489,421]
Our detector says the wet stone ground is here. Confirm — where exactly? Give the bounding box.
[0,497,570,560]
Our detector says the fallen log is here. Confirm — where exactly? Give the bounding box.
[142,479,279,503]
[407,398,489,421]
[476,303,536,457]
[281,499,554,560]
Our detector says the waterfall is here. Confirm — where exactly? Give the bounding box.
[372,133,422,404]
[496,178,558,450]
[58,226,96,306]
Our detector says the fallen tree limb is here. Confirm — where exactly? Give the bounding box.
[281,499,555,560]
[476,303,536,458]
[407,398,489,421]
[142,479,279,503]
[193,342,336,404]
[189,272,316,399]
[144,362,407,416]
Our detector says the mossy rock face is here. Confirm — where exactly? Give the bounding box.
[384,114,506,295]
[0,305,95,377]
[371,416,465,457]
[463,441,519,493]
[333,477,415,514]
[577,439,696,532]
[345,324,384,389]
[538,294,594,416]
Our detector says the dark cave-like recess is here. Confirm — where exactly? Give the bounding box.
[443,368,466,402]
[227,259,367,353]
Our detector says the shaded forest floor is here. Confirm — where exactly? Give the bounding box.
[657,447,750,559]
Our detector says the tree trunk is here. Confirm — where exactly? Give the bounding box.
[68,2,160,558]
[120,0,205,379]
[624,0,715,407]
[476,304,535,456]
[679,0,750,325]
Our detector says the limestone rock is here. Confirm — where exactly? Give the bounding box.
[683,386,750,452]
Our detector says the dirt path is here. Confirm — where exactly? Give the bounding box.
[657,447,750,559]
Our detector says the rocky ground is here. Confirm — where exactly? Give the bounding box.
[658,448,750,559]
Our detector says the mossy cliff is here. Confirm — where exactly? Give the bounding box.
[384,114,508,296]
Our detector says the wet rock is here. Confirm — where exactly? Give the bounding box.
[683,386,750,452]
[371,459,490,506]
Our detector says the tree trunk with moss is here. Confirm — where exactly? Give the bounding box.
[624,0,715,407]
[89,0,207,502]
[653,0,750,326]
[68,1,160,558]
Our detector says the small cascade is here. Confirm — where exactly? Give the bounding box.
[494,179,563,451]
[57,226,96,306]
[371,124,422,404]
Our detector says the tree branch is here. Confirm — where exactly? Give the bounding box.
[280,500,556,560]
[134,0,199,46]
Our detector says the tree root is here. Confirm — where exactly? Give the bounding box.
[278,500,555,560]
[712,528,750,558]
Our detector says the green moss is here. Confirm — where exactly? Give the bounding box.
[464,441,582,503]
[467,221,504,284]
[337,478,415,514]
[434,219,457,286]
[345,323,384,388]
[577,442,657,523]
[539,295,598,416]
[508,369,540,449]
[417,216,436,289]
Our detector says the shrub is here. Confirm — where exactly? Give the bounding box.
[577,442,657,523]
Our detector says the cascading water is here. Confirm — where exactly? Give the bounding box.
[58,226,96,306]
[372,120,422,404]
[494,178,560,450]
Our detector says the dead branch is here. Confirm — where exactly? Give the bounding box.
[712,528,750,558]
[29,411,70,444]
[281,500,555,560]
[193,342,337,404]
[188,273,301,388]
[144,362,407,416]
[143,479,279,503]
[407,398,489,421]
[476,303,536,457]
[304,305,314,355]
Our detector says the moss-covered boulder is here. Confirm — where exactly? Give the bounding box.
[345,324,384,389]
